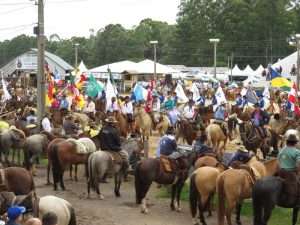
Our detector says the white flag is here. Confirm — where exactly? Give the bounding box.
[175,83,188,103]
[262,85,270,102]
[1,79,11,101]
[190,82,200,102]
[215,86,226,104]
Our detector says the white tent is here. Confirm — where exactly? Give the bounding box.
[136,59,179,74]
[251,65,264,76]
[242,65,254,76]
[272,51,298,76]
[72,61,88,76]
[88,60,137,73]
[226,64,244,76]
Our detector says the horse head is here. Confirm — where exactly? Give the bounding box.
[152,112,161,123]
[0,191,15,215]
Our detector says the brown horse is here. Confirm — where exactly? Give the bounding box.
[216,158,279,225]
[206,124,228,151]
[114,110,128,138]
[135,150,199,214]
[190,163,229,225]
[198,105,214,124]
[0,167,35,195]
[176,119,198,145]
[51,138,97,191]
[194,156,219,169]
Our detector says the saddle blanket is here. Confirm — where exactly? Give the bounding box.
[106,151,123,163]
[0,169,5,186]
[66,138,96,154]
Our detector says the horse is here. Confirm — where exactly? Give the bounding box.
[153,111,170,137]
[216,158,279,225]
[252,176,299,225]
[0,191,76,225]
[190,163,229,225]
[231,105,250,122]
[176,119,198,145]
[50,109,64,128]
[24,131,57,175]
[134,150,199,214]
[72,112,90,127]
[206,124,228,151]
[227,114,240,140]
[194,156,219,169]
[133,106,152,141]
[0,167,35,195]
[114,110,128,138]
[87,138,144,199]
[0,126,26,165]
[51,137,97,191]
[197,105,214,124]
[239,121,278,159]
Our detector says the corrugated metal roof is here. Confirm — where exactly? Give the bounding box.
[31,48,74,70]
[188,67,229,74]
[166,65,190,72]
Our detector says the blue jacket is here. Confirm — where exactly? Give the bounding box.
[215,106,225,120]
[251,110,270,126]
[159,95,165,104]
[59,99,69,109]
[100,91,106,100]
[211,98,217,106]
[236,97,243,106]
[197,97,206,106]
[242,99,248,107]
[228,150,249,166]
[173,96,178,104]
[194,141,214,156]
[160,135,177,156]
[259,99,265,108]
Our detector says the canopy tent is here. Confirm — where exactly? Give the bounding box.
[242,65,254,76]
[88,60,137,73]
[226,64,244,76]
[72,61,88,76]
[271,51,298,76]
[253,65,265,76]
[136,59,179,74]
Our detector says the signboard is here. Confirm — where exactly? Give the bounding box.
[16,51,38,70]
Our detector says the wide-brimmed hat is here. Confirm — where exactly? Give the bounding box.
[286,133,299,142]
[105,116,118,123]
[165,126,174,134]
[219,101,226,105]
[124,96,130,100]
[254,103,260,107]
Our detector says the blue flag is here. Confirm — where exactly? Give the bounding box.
[134,83,144,104]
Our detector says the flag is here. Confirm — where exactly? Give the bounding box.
[215,86,226,104]
[175,83,188,103]
[134,83,144,104]
[262,85,270,102]
[53,68,62,86]
[75,74,86,89]
[107,67,115,85]
[270,68,291,91]
[1,79,11,101]
[87,75,102,98]
[45,65,56,103]
[288,82,298,104]
[190,82,200,102]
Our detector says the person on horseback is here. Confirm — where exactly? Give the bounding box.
[235,93,243,108]
[214,101,227,135]
[211,95,217,107]
[242,95,248,108]
[278,131,300,207]
[193,135,214,156]
[258,94,265,109]
[196,94,206,107]
[172,92,178,105]
[121,96,134,123]
[41,112,52,132]
[98,116,129,172]
[59,94,69,114]
[83,96,96,121]
[228,144,250,166]
[251,103,270,148]
[107,97,120,113]
[63,114,81,136]
[159,126,177,156]
[182,99,195,121]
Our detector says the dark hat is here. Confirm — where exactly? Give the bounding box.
[286,133,299,142]
[87,96,92,100]
[254,103,260,107]
[165,126,174,134]
[7,205,26,220]
[124,96,130,99]
[189,99,194,103]
[105,116,118,123]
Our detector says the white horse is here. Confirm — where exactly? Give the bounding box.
[0,192,76,225]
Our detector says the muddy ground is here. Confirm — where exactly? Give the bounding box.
[32,132,253,225]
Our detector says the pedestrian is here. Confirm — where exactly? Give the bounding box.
[41,212,58,225]
[6,205,26,225]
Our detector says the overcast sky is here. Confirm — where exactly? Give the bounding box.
[0,0,181,41]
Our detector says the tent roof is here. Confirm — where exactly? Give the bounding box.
[88,60,138,73]
[242,65,254,76]
[226,64,245,76]
[136,59,179,74]
[272,51,297,76]
[72,61,88,75]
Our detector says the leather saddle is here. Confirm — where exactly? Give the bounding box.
[106,151,123,164]
[160,152,189,175]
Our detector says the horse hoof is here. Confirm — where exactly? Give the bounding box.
[235,220,242,225]
[62,187,66,191]
[141,208,148,214]
[176,207,182,212]
[114,190,121,197]
[53,188,58,191]
[98,195,104,200]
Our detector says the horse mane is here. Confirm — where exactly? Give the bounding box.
[40,131,57,141]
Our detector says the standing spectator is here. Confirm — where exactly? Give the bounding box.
[26,110,37,126]
[6,205,26,225]
[42,112,52,132]
[59,94,69,114]
[25,218,42,225]
[42,212,58,225]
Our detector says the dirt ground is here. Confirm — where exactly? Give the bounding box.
[32,132,253,225]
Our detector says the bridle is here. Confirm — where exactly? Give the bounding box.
[240,122,258,144]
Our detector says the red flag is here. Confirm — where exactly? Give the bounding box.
[150,80,154,91]
[147,90,151,102]
[288,82,298,104]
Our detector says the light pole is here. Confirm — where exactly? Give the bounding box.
[150,40,158,82]
[289,34,300,88]
[75,43,80,73]
[209,38,220,79]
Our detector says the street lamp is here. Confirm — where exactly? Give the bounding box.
[150,40,158,81]
[289,34,300,88]
[74,43,80,73]
[209,38,220,79]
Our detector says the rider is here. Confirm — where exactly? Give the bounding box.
[63,114,81,136]
[98,116,129,171]
[211,95,218,107]
[196,94,206,107]
[159,126,178,156]
[59,94,69,114]
[242,95,248,108]
[172,92,178,105]
[278,132,300,206]
[83,96,96,121]
[107,97,120,113]
[235,93,243,108]
[182,99,195,121]
[228,143,250,166]
[193,135,214,156]
[251,103,270,148]
[214,101,227,135]
[258,94,265,109]
[121,96,134,123]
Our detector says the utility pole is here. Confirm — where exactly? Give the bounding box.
[209,39,220,79]
[150,41,158,82]
[230,52,233,82]
[75,43,80,72]
[37,0,45,125]
[289,34,300,88]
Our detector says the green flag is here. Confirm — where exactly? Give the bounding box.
[107,67,115,85]
[87,75,102,98]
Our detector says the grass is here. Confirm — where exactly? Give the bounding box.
[8,149,48,165]
[156,183,294,225]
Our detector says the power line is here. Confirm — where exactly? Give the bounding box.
[0,23,36,32]
[0,4,34,16]
[0,2,32,6]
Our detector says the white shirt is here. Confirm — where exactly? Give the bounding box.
[26,115,37,126]
[182,105,195,119]
[121,101,133,115]
[151,100,160,112]
[42,117,52,132]
[107,101,120,112]
[84,101,95,113]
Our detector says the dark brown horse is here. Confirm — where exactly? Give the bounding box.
[0,167,35,195]
[135,150,199,214]
[198,105,214,124]
[176,119,198,145]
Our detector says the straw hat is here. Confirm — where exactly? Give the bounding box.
[105,116,118,123]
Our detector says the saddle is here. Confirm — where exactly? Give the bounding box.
[278,169,300,197]
[106,151,123,164]
[160,152,189,175]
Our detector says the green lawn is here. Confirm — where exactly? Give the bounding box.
[156,183,294,225]
[8,149,48,165]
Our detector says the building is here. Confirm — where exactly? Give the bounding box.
[0,48,74,81]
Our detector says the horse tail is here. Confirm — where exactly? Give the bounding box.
[217,174,226,225]
[23,142,30,170]
[206,127,212,146]
[134,162,143,204]
[67,205,76,225]
[189,172,199,219]
[87,154,96,191]
[252,182,263,225]
[51,145,61,183]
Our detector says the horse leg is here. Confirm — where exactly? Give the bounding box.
[170,183,177,211]
[235,203,242,225]
[69,165,73,180]
[75,165,78,182]
[174,180,185,212]
[17,149,21,165]
[12,148,16,164]
[60,171,66,191]
[114,170,124,197]
[225,200,236,225]
[261,203,275,225]
[47,162,51,185]
[292,208,299,225]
